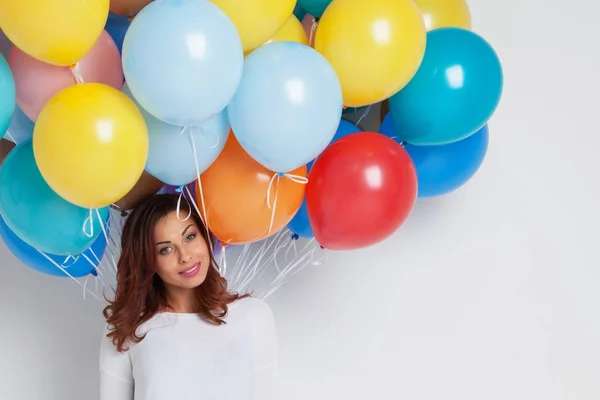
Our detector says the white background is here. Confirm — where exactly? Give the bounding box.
[1,0,599,398]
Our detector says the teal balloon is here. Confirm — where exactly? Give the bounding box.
[123,83,230,186]
[293,3,307,21]
[4,106,34,143]
[389,28,503,146]
[0,54,16,137]
[298,0,332,18]
[0,140,108,255]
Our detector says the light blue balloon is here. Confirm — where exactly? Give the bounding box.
[228,41,343,173]
[380,113,489,198]
[122,0,244,126]
[389,27,503,146]
[4,106,34,143]
[0,140,108,256]
[123,84,229,186]
[0,54,16,138]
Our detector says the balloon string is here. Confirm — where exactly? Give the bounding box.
[356,105,372,127]
[3,130,17,145]
[69,64,84,84]
[266,172,309,235]
[188,127,212,248]
[83,209,94,238]
[175,188,192,222]
[309,17,319,48]
[35,248,103,301]
[218,242,227,277]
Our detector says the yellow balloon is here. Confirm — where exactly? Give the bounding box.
[315,0,426,107]
[246,15,309,56]
[0,0,109,66]
[33,83,149,209]
[413,0,471,31]
[211,0,296,52]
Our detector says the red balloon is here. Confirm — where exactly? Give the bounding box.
[306,132,417,250]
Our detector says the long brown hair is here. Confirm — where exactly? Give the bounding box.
[103,193,250,352]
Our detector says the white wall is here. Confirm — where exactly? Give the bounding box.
[2,0,600,398]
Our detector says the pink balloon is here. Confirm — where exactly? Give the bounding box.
[302,14,317,47]
[8,30,123,122]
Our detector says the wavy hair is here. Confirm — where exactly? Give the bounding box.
[103,194,250,352]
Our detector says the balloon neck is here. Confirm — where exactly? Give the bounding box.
[277,172,285,178]
[291,233,299,241]
[219,241,228,248]
[175,185,184,193]
[91,268,98,277]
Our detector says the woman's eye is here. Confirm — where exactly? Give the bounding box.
[159,247,172,255]
[185,233,197,242]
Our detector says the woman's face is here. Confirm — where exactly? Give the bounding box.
[153,211,211,290]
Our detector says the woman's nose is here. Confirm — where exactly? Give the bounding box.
[179,249,192,263]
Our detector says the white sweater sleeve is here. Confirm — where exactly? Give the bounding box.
[249,300,280,400]
[99,326,134,400]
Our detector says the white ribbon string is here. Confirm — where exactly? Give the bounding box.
[35,249,103,301]
[70,64,84,84]
[83,209,94,238]
[4,130,17,144]
[309,17,318,47]
[265,172,309,235]
[188,127,212,249]
[356,104,372,127]
[175,188,192,222]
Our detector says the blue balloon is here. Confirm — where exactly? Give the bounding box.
[0,214,107,278]
[381,113,489,198]
[289,118,361,238]
[123,83,230,186]
[389,27,503,146]
[288,198,313,238]
[122,0,244,126]
[105,13,131,54]
[3,106,34,143]
[0,140,109,255]
[228,41,342,173]
[0,54,16,137]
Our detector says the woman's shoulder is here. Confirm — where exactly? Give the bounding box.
[231,295,272,313]
[230,296,275,325]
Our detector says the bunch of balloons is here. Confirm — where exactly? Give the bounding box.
[0,0,503,279]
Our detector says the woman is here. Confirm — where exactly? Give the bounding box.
[100,194,279,399]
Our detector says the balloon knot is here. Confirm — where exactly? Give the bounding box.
[291,233,300,241]
[320,245,325,250]
[175,185,184,193]
[219,241,228,248]
[91,268,98,277]
[277,172,285,178]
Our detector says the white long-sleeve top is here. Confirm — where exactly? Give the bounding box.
[99,297,278,400]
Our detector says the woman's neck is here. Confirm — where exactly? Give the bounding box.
[165,286,198,313]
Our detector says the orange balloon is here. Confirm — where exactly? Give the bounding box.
[196,134,306,245]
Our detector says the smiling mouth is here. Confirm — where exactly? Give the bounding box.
[179,262,200,276]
